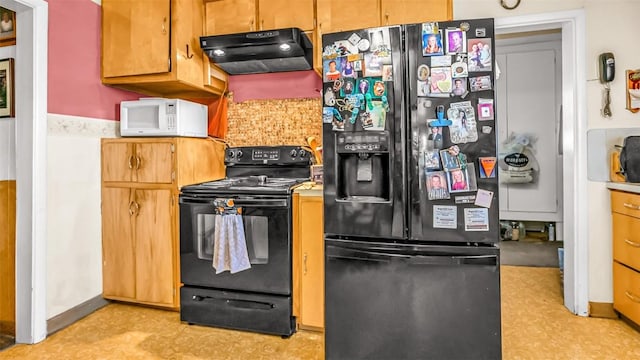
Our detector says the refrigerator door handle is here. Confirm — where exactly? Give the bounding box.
[327,246,498,266]
[408,254,498,266]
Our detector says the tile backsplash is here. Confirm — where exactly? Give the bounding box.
[225,97,322,147]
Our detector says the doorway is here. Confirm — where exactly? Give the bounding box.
[495,30,564,268]
[495,10,588,316]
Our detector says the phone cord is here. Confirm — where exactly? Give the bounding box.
[603,83,612,118]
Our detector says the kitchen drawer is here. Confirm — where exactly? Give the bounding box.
[613,261,640,326]
[612,213,640,271]
[611,190,640,219]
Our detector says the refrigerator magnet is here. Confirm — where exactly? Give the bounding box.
[425,149,441,170]
[348,33,362,46]
[422,31,444,57]
[445,29,466,54]
[478,157,497,178]
[433,205,457,229]
[454,195,476,204]
[430,55,452,67]
[474,189,494,208]
[469,75,492,92]
[447,102,478,144]
[418,64,430,81]
[324,58,342,82]
[452,78,468,97]
[464,208,489,231]
[417,80,429,97]
[426,123,444,149]
[429,67,452,94]
[447,168,469,192]
[451,61,468,79]
[468,38,493,72]
[440,148,461,171]
[477,98,494,120]
[426,171,450,200]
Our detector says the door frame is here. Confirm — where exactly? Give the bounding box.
[496,10,588,316]
[12,0,48,343]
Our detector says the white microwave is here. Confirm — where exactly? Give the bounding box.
[120,98,208,138]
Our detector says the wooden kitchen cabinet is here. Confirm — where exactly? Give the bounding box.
[204,0,314,35]
[292,184,324,330]
[101,137,226,309]
[380,0,452,26]
[610,190,640,326]
[314,0,451,74]
[101,0,228,99]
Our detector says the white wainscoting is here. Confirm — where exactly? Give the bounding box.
[46,113,116,318]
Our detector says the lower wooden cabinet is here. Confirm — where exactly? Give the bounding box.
[102,187,175,306]
[101,137,226,310]
[610,189,640,325]
[293,184,324,330]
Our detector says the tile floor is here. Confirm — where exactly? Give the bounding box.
[1,266,639,359]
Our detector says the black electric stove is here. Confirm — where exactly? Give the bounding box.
[179,145,312,337]
[181,145,312,196]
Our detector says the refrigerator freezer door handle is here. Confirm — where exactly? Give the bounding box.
[407,254,497,266]
[327,246,498,266]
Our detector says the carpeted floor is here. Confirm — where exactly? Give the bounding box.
[1,266,640,359]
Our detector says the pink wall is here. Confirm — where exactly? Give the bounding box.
[47,0,139,121]
[47,1,320,120]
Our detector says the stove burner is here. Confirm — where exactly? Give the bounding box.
[183,175,308,195]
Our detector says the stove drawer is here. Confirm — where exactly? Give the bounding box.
[180,286,295,336]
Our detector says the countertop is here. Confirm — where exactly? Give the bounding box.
[606,182,640,194]
[294,182,323,196]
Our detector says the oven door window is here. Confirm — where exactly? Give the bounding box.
[196,214,268,264]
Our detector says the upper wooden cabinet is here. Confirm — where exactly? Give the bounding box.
[101,0,228,99]
[204,0,314,35]
[381,0,453,26]
[258,0,315,32]
[316,0,381,34]
[204,0,257,35]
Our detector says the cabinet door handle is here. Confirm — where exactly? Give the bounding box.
[249,19,254,31]
[625,290,640,303]
[303,253,308,275]
[162,17,167,35]
[623,202,640,210]
[260,19,264,31]
[185,44,193,59]
[128,201,136,216]
[128,155,135,169]
[135,156,141,170]
[385,13,389,25]
[624,239,640,247]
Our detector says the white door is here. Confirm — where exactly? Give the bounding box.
[496,33,563,223]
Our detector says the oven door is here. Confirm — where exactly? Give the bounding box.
[180,194,292,295]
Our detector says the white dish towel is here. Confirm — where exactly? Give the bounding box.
[213,214,251,274]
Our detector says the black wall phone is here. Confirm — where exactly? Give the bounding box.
[599,52,615,83]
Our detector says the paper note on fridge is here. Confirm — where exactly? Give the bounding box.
[474,189,494,208]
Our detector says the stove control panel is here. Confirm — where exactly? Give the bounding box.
[225,146,313,165]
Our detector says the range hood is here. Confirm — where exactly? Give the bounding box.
[200,28,313,75]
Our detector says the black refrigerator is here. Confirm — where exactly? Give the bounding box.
[322,19,501,359]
